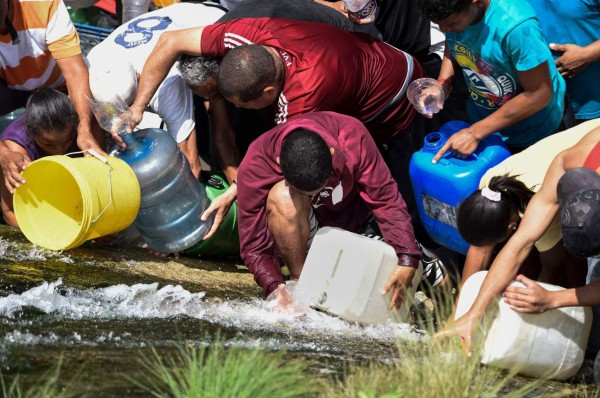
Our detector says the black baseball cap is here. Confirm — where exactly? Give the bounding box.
[557,168,600,258]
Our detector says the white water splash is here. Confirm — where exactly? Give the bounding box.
[0,280,425,344]
[0,237,73,263]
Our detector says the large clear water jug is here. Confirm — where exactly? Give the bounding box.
[409,121,511,254]
[115,128,213,252]
[296,227,422,325]
[456,271,592,380]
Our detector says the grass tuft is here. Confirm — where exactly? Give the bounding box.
[138,340,322,398]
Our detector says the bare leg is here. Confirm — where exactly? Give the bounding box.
[266,180,312,280]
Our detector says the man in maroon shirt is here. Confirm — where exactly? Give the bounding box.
[236,111,421,308]
[128,17,423,144]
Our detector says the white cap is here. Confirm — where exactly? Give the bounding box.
[88,50,138,106]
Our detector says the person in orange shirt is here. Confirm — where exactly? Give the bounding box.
[0,0,105,193]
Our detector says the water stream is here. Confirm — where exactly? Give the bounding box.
[0,226,596,396]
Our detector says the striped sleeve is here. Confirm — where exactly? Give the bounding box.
[46,0,81,59]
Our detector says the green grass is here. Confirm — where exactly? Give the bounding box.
[1,363,74,398]
[320,282,572,398]
[138,341,323,398]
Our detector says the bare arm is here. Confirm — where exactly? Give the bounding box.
[208,97,241,185]
[437,44,456,99]
[200,96,239,240]
[433,63,553,163]
[130,27,205,128]
[56,55,106,155]
[460,245,495,287]
[313,0,347,15]
[178,128,201,179]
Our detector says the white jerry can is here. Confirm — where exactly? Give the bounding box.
[296,227,422,325]
[455,271,593,380]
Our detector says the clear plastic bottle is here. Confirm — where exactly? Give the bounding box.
[343,0,377,24]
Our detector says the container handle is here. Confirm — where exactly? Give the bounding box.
[64,149,114,223]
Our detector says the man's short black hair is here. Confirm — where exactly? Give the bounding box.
[218,44,276,102]
[280,129,332,193]
[416,0,472,21]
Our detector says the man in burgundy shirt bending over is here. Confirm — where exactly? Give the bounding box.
[128,17,422,144]
[236,111,421,308]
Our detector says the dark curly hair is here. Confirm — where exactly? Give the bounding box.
[280,129,332,193]
[457,174,534,246]
[416,0,472,21]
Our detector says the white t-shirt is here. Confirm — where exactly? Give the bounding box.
[87,3,226,142]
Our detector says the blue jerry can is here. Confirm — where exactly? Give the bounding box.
[409,121,511,254]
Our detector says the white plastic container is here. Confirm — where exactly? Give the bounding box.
[296,227,422,324]
[456,271,592,380]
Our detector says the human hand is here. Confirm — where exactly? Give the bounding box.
[265,283,306,316]
[77,130,107,158]
[201,183,237,240]
[434,312,480,357]
[550,43,592,79]
[382,265,416,310]
[502,274,553,314]
[0,148,29,193]
[432,128,480,163]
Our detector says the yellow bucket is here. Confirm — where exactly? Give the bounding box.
[13,155,141,250]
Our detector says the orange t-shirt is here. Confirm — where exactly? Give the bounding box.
[0,0,81,91]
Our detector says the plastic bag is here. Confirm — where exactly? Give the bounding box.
[88,97,132,135]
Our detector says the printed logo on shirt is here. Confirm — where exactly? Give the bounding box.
[453,42,516,110]
[312,181,344,208]
[115,16,173,49]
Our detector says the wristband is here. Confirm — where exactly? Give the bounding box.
[436,77,453,88]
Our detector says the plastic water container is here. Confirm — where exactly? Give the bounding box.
[456,271,592,380]
[407,78,445,118]
[409,121,511,254]
[115,128,213,253]
[183,174,240,258]
[14,155,140,250]
[296,227,422,325]
[122,0,150,22]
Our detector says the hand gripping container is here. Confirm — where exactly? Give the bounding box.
[456,271,592,380]
[409,121,511,254]
[115,128,213,253]
[183,173,240,258]
[296,227,422,324]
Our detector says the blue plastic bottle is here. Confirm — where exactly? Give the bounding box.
[409,121,511,254]
[115,128,213,253]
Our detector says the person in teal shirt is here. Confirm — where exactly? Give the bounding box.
[526,0,600,123]
[416,0,567,162]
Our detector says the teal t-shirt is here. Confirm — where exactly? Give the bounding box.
[526,0,600,121]
[445,0,566,147]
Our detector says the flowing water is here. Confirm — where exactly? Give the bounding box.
[0,225,596,396]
